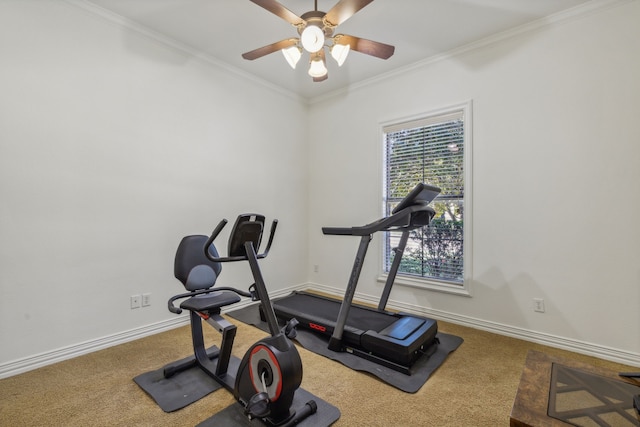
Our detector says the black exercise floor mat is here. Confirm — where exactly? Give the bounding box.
[133,349,229,412]
[227,303,463,393]
[196,387,341,427]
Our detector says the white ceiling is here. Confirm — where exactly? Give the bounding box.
[84,0,592,99]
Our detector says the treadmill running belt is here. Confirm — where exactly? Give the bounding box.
[273,292,397,335]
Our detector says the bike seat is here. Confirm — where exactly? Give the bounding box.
[180,290,241,313]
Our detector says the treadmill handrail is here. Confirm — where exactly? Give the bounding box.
[322,203,435,236]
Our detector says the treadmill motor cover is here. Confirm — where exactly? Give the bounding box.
[361,316,438,366]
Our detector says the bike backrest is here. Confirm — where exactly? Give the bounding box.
[174,235,222,291]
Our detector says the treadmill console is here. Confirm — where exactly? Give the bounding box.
[322,183,440,236]
[392,183,441,214]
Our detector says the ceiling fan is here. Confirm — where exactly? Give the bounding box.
[242,0,395,82]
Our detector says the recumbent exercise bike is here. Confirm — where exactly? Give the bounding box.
[166,214,316,426]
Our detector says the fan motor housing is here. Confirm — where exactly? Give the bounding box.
[300,10,335,37]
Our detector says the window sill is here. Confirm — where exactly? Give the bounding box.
[377,274,472,297]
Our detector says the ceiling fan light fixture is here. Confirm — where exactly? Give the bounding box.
[300,25,325,53]
[282,45,302,69]
[330,43,350,66]
[308,57,328,78]
[243,0,396,82]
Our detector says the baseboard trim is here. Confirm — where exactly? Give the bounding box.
[0,316,189,379]
[0,284,306,379]
[306,282,640,367]
[3,282,637,378]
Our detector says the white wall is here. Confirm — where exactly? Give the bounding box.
[0,1,309,369]
[2,0,638,376]
[307,1,640,364]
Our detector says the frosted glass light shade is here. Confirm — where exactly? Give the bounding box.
[331,43,350,66]
[308,58,328,78]
[282,46,302,69]
[300,25,325,53]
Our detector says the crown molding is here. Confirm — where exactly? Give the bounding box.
[64,0,307,105]
[309,0,634,105]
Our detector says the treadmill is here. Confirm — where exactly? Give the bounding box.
[272,183,441,374]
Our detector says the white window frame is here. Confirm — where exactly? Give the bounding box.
[379,101,473,297]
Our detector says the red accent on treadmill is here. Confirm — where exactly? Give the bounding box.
[309,322,326,332]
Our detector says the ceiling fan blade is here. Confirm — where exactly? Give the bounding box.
[324,0,374,26]
[249,0,304,26]
[334,34,395,59]
[242,39,298,60]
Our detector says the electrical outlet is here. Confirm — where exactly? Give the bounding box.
[313,265,319,273]
[130,295,141,309]
[142,293,151,307]
[533,298,545,313]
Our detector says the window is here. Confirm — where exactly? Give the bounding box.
[382,102,472,295]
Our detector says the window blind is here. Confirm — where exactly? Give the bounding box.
[383,109,465,284]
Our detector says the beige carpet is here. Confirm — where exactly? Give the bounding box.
[0,318,634,426]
